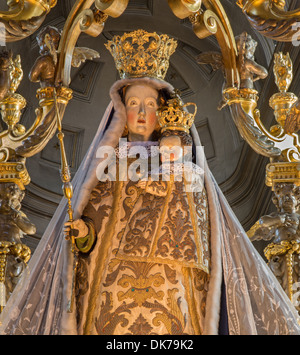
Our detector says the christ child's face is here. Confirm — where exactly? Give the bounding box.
[125,84,159,142]
[160,135,183,163]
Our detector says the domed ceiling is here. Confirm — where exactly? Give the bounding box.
[4,0,300,255]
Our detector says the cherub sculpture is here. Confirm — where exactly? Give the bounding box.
[248,182,300,310]
[235,32,268,90]
[0,183,35,296]
[29,25,100,87]
[248,182,300,244]
[29,26,61,88]
[197,31,268,109]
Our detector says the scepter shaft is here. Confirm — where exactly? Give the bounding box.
[54,88,78,312]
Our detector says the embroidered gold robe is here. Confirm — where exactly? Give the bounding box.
[75,157,210,335]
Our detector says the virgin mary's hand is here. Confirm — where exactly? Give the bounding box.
[64,219,89,240]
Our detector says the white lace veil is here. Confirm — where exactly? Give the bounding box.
[0,77,299,335]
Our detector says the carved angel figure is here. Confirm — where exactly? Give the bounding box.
[249,183,300,244]
[29,25,100,87]
[248,182,300,311]
[235,32,268,90]
[197,32,268,109]
[0,183,35,297]
[29,26,60,88]
[197,32,269,88]
[0,183,36,244]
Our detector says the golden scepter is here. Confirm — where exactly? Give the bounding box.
[53,88,78,313]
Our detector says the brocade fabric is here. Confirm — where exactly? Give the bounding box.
[76,155,210,335]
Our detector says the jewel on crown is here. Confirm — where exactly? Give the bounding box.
[105,29,177,80]
[157,91,197,133]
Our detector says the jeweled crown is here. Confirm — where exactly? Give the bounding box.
[105,29,177,80]
[156,94,197,133]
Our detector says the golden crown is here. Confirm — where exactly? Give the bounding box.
[105,29,177,80]
[156,94,197,133]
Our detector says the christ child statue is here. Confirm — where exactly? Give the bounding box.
[137,129,204,196]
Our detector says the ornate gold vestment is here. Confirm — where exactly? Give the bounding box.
[75,147,210,335]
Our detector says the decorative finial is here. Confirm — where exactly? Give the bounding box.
[273,52,293,93]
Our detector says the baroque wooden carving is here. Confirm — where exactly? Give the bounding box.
[0,0,57,43]
[237,0,300,42]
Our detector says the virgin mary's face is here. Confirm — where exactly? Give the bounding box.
[125,84,159,141]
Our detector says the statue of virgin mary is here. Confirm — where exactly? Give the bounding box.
[0,29,299,336]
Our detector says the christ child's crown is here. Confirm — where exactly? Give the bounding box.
[157,92,197,133]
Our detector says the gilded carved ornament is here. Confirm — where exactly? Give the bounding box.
[185,4,286,158]
[199,44,300,161]
[247,180,300,306]
[0,0,57,42]
[243,53,300,308]
[237,0,300,42]
[0,5,106,312]
[258,52,300,162]
[0,52,29,190]
[56,7,108,86]
[95,0,129,18]
[198,32,281,158]
[199,2,300,160]
[192,0,239,89]
[182,1,300,309]
[0,0,109,311]
[168,0,202,19]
